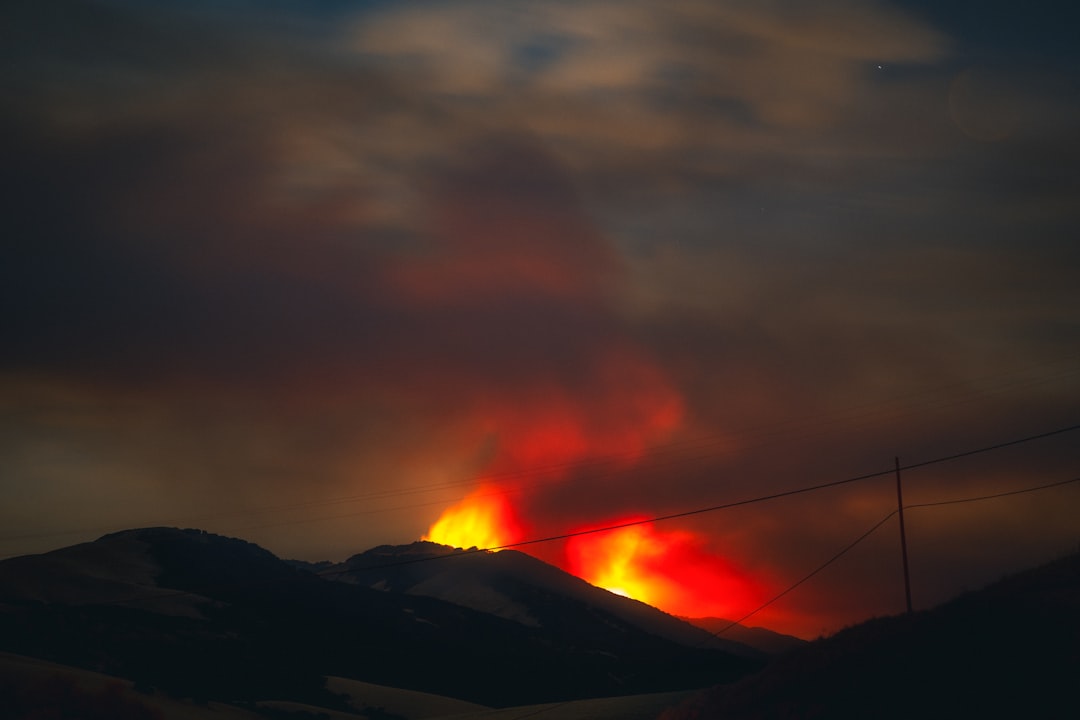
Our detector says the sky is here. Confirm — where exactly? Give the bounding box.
[2,0,1079,638]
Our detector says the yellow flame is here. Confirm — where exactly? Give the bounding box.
[422,488,521,550]
[576,524,671,606]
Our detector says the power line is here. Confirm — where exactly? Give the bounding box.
[206,419,1080,538]
[600,512,900,683]
[702,475,1080,642]
[164,420,1080,546]
[509,511,904,720]
[449,423,1080,557]
[3,461,1076,720]
[1,412,1076,720]
[308,461,898,576]
[434,472,1080,720]
[321,468,1080,720]
[899,425,1080,473]
[4,420,1076,561]
[4,354,1076,548]
[905,475,1080,510]
[37,469,1078,611]
[560,474,1080,720]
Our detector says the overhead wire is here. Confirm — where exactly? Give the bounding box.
[702,511,899,638]
[3,356,1077,548]
[26,411,1070,544]
[704,474,1080,641]
[2,430,1076,720]
[2,421,1077,561]
[221,417,1080,536]
[510,472,1080,720]
[508,473,1080,720]
[905,475,1080,510]
[404,422,1080,560]
[108,418,1080,543]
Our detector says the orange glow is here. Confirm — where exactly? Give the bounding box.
[423,487,523,550]
[471,348,684,473]
[565,520,764,619]
[421,348,684,567]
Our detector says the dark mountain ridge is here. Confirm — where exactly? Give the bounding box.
[330,540,771,657]
[0,528,760,708]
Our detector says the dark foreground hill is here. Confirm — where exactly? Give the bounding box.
[0,528,759,709]
[661,549,1080,720]
[680,616,805,656]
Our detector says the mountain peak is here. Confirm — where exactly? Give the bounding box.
[330,540,767,657]
[1,528,761,707]
[343,540,468,566]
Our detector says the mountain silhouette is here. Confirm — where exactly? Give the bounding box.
[0,528,759,708]
[4,528,1077,718]
[325,540,774,657]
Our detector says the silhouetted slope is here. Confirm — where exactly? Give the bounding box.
[0,528,759,708]
[0,528,205,616]
[662,550,1080,720]
[681,617,806,655]
[334,541,762,657]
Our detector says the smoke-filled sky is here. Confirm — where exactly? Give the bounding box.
[3,0,1079,638]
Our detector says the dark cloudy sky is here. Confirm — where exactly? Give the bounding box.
[3,0,1079,637]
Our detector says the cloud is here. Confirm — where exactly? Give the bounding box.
[1,3,686,557]
[352,0,946,155]
[387,135,618,304]
[2,1,1078,637]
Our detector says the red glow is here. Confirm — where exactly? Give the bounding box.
[565,520,764,619]
[472,349,684,472]
[422,350,683,560]
[422,487,523,550]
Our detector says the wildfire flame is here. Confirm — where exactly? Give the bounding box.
[422,487,523,550]
[421,352,681,553]
[565,521,762,619]
[416,335,749,614]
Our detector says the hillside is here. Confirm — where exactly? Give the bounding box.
[0,651,263,720]
[681,617,806,655]
[661,550,1080,719]
[0,528,759,709]
[328,541,764,657]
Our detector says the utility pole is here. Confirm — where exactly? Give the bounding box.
[895,456,913,614]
